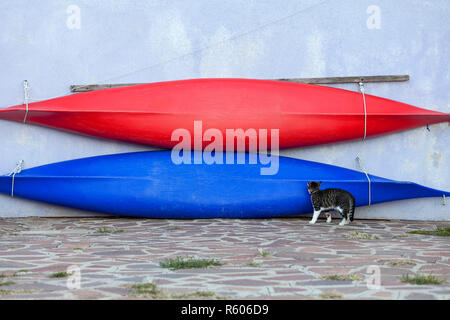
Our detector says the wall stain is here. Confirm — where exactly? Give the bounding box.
[429,151,442,168]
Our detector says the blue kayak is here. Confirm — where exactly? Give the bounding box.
[0,151,448,218]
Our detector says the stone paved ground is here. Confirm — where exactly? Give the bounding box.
[0,217,449,300]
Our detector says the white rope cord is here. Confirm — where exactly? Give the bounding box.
[7,160,24,198]
[356,156,371,206]
[356,81,371,206]
[359,82,368,140]
[23,80,29,123]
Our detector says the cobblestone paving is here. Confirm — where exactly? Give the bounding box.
[0,217,449,300]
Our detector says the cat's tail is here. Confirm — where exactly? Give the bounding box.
[349,195,356,221]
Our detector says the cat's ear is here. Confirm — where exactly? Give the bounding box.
[318,181,322,186]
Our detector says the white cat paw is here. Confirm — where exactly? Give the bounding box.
[309,220,316,224]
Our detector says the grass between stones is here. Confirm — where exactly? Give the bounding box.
[0,270,30,290]
[167,226,182,231]
[246,262,262,267]
[344,230,380,240]
[318,291,344,299]
[160,256,224,270]
[95,227,125,234]
[0,289,35,296]
[49,271,70,278]
[172,291,221,299]
[0,270,29,278]
[128,282,226,299]
[129,283,167,298]
[407,227,450,237]
[387,260,417,267]
[0,271,34,296]
[392,234,408,239]
[320,274,362,281]
[400,273,446,285]
[258,249,271,257]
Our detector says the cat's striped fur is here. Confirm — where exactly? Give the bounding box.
[307,181,356,225]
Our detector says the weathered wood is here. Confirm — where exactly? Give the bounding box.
[70,75,409,92]
[277,75,410,84]
[70,83,141,92]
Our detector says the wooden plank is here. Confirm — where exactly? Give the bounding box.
[70,75,409,92]
[277,75,410,84]
[70,83,140,92]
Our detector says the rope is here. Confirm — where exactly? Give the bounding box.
[7,160,24,198]
[23,80,29,123]
[355,81,371,206]
[356,156,371,206]
[359,82,367,140]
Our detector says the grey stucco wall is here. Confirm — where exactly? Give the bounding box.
[0,0,448,219]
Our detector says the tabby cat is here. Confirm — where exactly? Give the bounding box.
[307,181,356,226]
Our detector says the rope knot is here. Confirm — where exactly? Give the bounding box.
[7,160,24,198]
[358,81,365,94]
[8,160,24,177]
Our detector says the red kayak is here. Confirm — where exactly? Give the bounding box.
[1,78,449,150]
